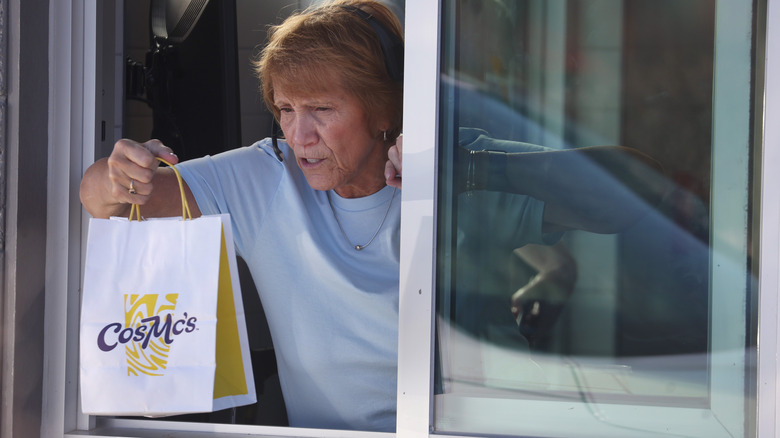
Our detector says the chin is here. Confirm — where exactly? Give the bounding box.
[303,176,336,192]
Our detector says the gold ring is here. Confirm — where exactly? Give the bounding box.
[128,180,136,195]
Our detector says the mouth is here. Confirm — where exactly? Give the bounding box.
[299,157,324,168]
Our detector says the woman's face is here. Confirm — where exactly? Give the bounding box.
[275,85,388,198]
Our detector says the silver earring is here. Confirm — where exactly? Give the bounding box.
[383,131,387,141]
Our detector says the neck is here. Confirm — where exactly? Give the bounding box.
[335,142,390,198]
[334,180,387,198]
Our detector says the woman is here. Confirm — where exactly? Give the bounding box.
[80,0,665,432]
[82,1,409,431]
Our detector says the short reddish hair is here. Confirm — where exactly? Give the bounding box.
[254,0,403,140]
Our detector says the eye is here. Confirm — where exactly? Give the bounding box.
[278,107,293,113]
[315,106,332,112]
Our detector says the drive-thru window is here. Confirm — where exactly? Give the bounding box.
[13,0,780,437]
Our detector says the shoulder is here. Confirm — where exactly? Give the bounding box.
[213,138,286,167]
[175,138,295,213]
[177,138,290,180]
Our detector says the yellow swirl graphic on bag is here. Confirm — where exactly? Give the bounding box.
[95,294,198,377]
[125,294,174,376]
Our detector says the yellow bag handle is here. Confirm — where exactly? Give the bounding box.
[128,157,192,221]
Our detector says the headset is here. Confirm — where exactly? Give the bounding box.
[271,4,405,161]
[341,4,404,83]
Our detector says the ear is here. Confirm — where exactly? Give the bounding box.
[376,119,391,135]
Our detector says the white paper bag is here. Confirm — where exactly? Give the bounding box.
[79,212,256,416]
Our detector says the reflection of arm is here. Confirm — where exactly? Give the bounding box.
[459,130,669,234]
[510,242,577,317]
[511,242,577,341]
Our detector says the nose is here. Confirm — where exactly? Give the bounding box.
[287,112,318,148]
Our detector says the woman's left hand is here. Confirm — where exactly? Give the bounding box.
[385,135,402,189]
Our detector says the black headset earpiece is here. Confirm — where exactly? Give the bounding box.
[341,5,404,83]
[271,118,284,161]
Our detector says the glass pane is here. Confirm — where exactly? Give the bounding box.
[434,0,760,436]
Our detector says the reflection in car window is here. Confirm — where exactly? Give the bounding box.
[435,0,759,436]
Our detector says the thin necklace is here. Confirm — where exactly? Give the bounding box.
[327,187,397,251]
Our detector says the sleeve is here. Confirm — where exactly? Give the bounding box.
[458,127,553,153]
[457,128,562,247]
[458,190,562,251]
[175,139,285,256]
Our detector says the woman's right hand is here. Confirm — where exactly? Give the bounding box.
[80,139,184,219]
[106,139,179,205]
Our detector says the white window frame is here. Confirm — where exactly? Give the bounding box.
[38,0,780,437]
[757,0,780,436]
[399,0,780,437]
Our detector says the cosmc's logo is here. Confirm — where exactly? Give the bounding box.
[96,294,197,376]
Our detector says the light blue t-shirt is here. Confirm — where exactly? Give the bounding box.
[176,134,554,432]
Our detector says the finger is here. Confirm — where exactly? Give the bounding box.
[107,168,152,204]
[109,140,157,185]
[387,145,402,174]
[108,176,151,205]
[385,143,402,187]
[106,140,162,204]
[143,139,179,165]
[113,139,157,171]
[125,177,154,197]
[124,179,150,204]
[385,159,402,189]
